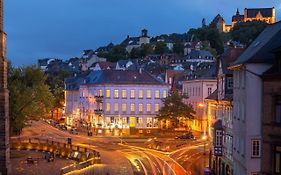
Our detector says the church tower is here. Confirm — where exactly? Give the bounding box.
[0,0,11,174]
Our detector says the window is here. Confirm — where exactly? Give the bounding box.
[275,96,281,123]
[216,130,223,147]
[208,87,212,96]
[98,89,103,96]
[275,146,281,173]
[147,90,152,98]
[155,104,159,112]
[147,103,151,112]
[114,90,119,98]
[130,90,135,98]
[138,117,143,125]
[122,103,126,112]
[138,90,143,98]
[122,90,127,98]
[114,103,118,112]
[106,103,110,111]
[251,139,261,157]
[155,90,160,99]
[227,77,233,89]
[139,103,143,112]
[130,103,135,112]
[163,90,167,98]
[106,89,110,98]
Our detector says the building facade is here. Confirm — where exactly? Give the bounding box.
[65,70,168,135]
[205,48,244,175]
[183,79,217,132]
[229,22,281,175]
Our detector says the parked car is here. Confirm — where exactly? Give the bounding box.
[70,128,78,135]
[44,152,54,162]
[175,132,194,139]
[58,124,67,131]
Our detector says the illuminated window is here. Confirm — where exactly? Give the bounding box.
[163,90,167,98]
[147,90,151,98]
[122,103,126,112]
[122,90,127,98]
[138,117,143,125]
[114,90,119,98]
[155,104,159,112]
[155,90,160,99]
[114,103,118,112]
[122,117,127,125]
[106,89,111,98]
[130,90,135,98]
[130,103,135,112]
[106,103,110,111]
[146,103,151,112]
[138,90,143,98]
[139,103,143,112]
[98,89,103,96]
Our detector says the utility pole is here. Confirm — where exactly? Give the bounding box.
[0,0,11,174]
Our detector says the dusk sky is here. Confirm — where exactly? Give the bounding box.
[5,0,281,66]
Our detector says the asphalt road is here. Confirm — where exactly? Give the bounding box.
[13,120,207,175]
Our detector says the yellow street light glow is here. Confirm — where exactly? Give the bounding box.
[198,103,204,107]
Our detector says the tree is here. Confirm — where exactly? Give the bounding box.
[154,42,168,55]
[173,42,184,55]
[231,21,267,45]
[46,70,70,120]
[139,44,154,57]
[156,91,195,129]
[8,65,55,135]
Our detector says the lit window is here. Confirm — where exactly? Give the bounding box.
[138,90,143,98]
[130,103,135,112]
[122,117,127,125]
[106,89,111,98]
[122,103,126,112]
[122,90,127,98]
[155,104,159,112]
[130,90,135,98]
[251,139,261,157]
[106,103,110,111]
[163,90,167,98]
[138,117,143,125]
[155,90,160,99]
[139,103,143,112]
[147,117,153,127]
[98,89,103,96]
[147,90,152,98]
[114,90,119,98]
[114,103,118,112]
[147,103,151,112]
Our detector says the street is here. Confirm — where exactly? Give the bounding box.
[12,120,208,175]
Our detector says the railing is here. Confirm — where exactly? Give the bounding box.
[10,137,101,175]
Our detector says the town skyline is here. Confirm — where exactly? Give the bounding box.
[6,0,281,66]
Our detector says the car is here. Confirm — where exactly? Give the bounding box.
[44,152,54,162]
[70,128,78,135]
[175,132,194,139]
[58,124,67,131]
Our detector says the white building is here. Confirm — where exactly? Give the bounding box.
[65,70,168,135]
[229,22,281,175]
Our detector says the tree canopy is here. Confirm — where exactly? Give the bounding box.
[8,64,55,135]
[231,21,267,45]
[156,91,195,129]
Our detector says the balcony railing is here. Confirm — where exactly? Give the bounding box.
[94,109,104,114]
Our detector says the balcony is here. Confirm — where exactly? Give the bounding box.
[94,109,104,114]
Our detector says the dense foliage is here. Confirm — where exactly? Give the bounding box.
[8,65,55,135]
[231,21,267,45]
[157,91,195,129]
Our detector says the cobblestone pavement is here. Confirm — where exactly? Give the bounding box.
[11,150,76,175]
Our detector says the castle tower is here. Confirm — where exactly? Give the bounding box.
[0,0,11,174]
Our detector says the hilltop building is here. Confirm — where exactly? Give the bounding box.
[212,7,276,33]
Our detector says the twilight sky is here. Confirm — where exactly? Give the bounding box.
[5,0,281,66]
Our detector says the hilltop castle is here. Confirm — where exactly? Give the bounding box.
[211,7,276,32]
